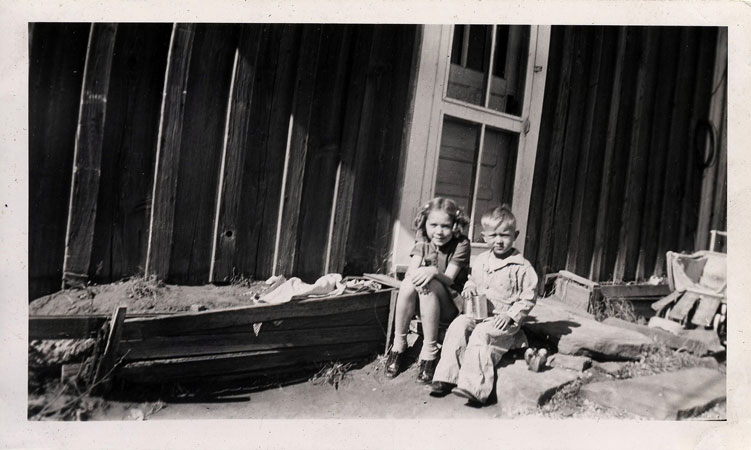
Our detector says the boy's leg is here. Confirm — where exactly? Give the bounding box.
[432,315,475,384]
[456,321,520,403]
[391,281,419,354]
[417,279,457,361]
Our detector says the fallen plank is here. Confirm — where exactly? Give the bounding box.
[92,306,127,394]
[119,324,386,361]
[650,290,683,313]
[668,291,700,322]
[179,304,389,336]
[122,290,391,339]
[599,284,671,299]
[579,367,726,419]
[29,316,107,340]
[118,341,380,383]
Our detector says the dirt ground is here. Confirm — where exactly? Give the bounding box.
[28,280,727,421]
[29,277,272,315]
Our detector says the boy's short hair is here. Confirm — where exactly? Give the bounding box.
[481,204,517,231]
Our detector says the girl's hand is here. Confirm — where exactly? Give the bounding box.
[462,286,478,299]
[492,314,514,331]
[410,266,439,288]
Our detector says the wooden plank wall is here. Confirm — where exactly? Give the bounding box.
[525,26,725,283]
[29,23,418,299]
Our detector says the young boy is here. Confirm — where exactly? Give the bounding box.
[429,205,538,404]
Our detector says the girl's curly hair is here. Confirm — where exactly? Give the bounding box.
[413,197,470,239]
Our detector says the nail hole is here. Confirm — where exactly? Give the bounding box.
[225,230,233,238]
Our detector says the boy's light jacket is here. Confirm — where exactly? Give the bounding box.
[464,249,538,324]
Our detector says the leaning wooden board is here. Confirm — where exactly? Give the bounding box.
[116,288,393,383]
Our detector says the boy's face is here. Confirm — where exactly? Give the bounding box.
[481,220,518,257]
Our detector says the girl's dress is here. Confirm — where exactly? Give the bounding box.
[409,233,471,308]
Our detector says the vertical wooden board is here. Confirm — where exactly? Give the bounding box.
[168,24,239,283]
[294,26,353,280]
[635,27,681,279]
[590,26,628,281]
[63,23,118,284]
[368,26,419,275]
[29,23,89,299]
[696,28,726,250]
[146,23,196,280]
[572,27,620,275]
[678,27,717,252]
[274,25,324,277]
[711,85,727,235]
[600,28,643,281]
[523,26,566,267]
[534,27,575,279]
[247,26,302,279]
[551,27,591,273]
[326,26,376,275]
[344,27,403,275]
[654,29,700,276]
[613,27,660,282]
[210,24,264,283]
[90,24,172,283]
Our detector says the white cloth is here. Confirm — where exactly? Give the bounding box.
[258,273,345,305]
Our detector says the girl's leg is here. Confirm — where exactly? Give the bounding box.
[391,281,419,354]
[417,279,457,361]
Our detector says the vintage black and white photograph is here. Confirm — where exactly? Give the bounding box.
[24,20,729,421]
[3,0,751,448]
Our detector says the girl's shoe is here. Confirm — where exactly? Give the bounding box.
[385,351,403,378]
[416,359,437,384]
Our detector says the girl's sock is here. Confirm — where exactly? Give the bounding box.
[419,339,439,361]
[392,333,408,353]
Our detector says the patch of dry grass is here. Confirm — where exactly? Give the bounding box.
[593,297,637,323]
[126,274,164,299]
[310,361,354,390]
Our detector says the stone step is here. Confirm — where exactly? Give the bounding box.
[579,367,726,419]
[524,300,654,360]
[494,359,580,415]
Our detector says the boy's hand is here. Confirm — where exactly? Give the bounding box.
[410,266,439,288]
[462,286,478,299]
[491,313,514,331]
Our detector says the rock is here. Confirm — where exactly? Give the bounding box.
[189,304,207,312]
[548,353,591,372]
[697,356,720,370]
[592,361,627,376]
[678,328,724,355]
[579,367,726,419]
[524,300,654,360]
[495,359,580,415]
[648,316,685,334]
[603,317,708,355]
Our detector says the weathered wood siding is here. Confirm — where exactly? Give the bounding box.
[526,26,726,283]
[29,23,418,299]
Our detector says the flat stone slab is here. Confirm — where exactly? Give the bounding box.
[549,353,591,372]
[579,367,726,419]
[525,300,654,360]
[495,359,579,415]
[592,361,627,376]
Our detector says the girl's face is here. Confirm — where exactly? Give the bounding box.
[425,210,454,247]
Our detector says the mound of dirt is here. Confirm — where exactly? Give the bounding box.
[29,278,274,315]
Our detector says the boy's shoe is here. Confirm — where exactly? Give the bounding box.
[384,351,403,378]
[429,381,455,397]
[416,359,437,384]
[451,387,483,405]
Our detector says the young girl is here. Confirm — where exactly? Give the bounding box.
[386,197,471,383]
